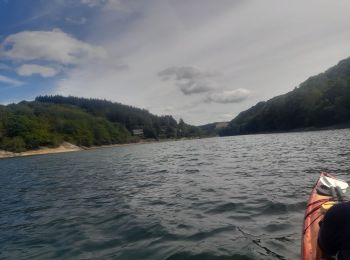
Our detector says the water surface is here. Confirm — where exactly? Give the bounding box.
[1,129,350,259]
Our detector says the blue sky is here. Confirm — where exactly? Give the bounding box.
[0,0,90,102]
[1,0,350,124]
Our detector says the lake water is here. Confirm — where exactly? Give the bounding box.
[1,129,350,260]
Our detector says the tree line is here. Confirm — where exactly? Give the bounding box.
[221,57,350,136]
[0,96,205,152]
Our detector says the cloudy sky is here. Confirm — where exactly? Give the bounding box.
[1,0,350,125]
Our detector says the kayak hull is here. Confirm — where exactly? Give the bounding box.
[302,172,332,260]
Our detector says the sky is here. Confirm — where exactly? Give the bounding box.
[1,0,350,125]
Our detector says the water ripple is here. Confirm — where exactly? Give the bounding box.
[1,129,350,259]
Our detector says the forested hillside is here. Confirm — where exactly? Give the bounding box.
[0,96,203,152]
[35,95,181,139]
[221,57,350,136]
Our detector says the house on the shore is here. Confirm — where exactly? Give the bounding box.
[132,129,144,137]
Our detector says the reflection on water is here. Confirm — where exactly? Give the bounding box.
[1,129,350,259]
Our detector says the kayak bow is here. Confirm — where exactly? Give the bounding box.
[302,172,349,260]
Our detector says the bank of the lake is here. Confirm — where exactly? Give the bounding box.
[0,142,82,159]
[2,124,350,159]
[222,123,350,137]
[0,138,202,159]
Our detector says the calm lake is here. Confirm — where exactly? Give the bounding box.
[1,129,350,260]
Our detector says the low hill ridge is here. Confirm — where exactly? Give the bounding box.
[221,57,350,135]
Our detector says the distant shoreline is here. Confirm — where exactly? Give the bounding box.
[223,124,350,137]
[0,138,201,159]
[1,125,350,159]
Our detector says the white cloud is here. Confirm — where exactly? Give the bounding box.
[65,17,87,25]
[1,29,106,64]
[104,0,140,12]
[16,64,58,77]
[163,106,175,113]
[221,113,234,120]
[0,75,23,86]
[54,0,350,124]
[81,0,106,7]
[81,0,137,12]
[158,66,218,95]
[204,89,251,104]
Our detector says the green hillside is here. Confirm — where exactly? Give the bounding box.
[0,96,203,152]
[221,57,350,136]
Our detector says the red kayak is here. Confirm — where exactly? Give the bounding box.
[302,172,349,260]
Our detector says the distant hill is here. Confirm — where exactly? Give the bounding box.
[0,96,203,152]
[35,95,181,139]
[199,122,229,136]
[221,57,350,136]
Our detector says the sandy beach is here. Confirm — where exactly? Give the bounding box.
[0,142,82,159]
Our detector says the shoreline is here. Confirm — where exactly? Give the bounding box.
[1,125,350,159]
[0,142,83,159]
[223,124,350,137]
[2,125,350,159]
[0,138,201,159]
